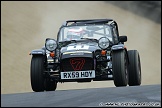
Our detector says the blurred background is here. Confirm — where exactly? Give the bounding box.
[1,1,161,94]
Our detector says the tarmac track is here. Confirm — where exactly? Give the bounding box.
[1,84,161,107]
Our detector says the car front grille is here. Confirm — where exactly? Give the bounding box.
[61,57,93,71]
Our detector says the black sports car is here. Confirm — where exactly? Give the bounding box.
[30,19,141,92]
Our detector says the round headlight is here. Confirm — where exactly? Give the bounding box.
[45,39,57,51]
[98,37,109,49]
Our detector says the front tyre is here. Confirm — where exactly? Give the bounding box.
[30,55,46,92]
[112,50,128,87]
[128,50,141,86]
[45,78,57,91]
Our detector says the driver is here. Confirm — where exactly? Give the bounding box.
[66,27,83,40]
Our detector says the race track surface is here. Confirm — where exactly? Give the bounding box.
[1,84,161,107]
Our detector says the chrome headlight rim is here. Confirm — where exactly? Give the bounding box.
[98,37,110,49]
[45,38,57,52]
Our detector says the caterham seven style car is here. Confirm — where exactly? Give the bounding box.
[30,19,141,92]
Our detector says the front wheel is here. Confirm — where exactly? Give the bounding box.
[45,78,57,91]
[30,55,46,92]
[128,50,141,86]
[112,50,128,87]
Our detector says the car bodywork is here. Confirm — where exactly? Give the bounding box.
[30,19,141,92]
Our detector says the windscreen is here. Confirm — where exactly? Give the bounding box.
[59,25,113,42]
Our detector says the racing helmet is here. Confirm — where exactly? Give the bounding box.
[67,27,83,40]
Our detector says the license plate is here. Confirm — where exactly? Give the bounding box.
[61,70,95,79]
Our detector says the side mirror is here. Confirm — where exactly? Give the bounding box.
[119,36,127,42]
